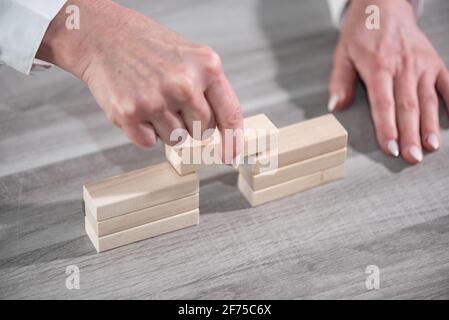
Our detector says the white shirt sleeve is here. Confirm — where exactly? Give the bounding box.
[0,0,68,75]
[327,0,424,28]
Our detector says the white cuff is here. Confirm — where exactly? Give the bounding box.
[0,0,68,75]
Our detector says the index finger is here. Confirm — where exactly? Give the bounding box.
[205,74,243,166]
[364,71,399,157]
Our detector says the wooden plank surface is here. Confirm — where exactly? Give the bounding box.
[1,0,449,299]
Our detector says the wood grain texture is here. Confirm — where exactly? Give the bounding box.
[247,114,347,174]
[165,145,207,176]
[85,193,199,236]
[83,161,199,220]
[1,0,449,299]
[239,164,345,206]
[85,209,200,252]
[240,148,346,190]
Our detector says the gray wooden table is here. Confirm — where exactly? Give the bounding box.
[1,0,449,299]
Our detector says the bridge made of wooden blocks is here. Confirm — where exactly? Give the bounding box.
[83,114,347,252]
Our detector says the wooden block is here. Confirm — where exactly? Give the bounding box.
[240,148,346,190]
[247,114,347,174]
[165,146,206,176]
[165,114,279,175]
[238,164,345,207]
[85,209,200,253]
[242,114,279,156]
[85,193,199,237]
[83,161,199,221]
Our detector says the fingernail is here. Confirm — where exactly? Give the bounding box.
[409,146,423,162]
[327,95,339,112]
[387,140,399,157]
[427,133,439,150]
[232,154,241,169]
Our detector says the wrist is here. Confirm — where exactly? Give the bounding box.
[346,0,417,24]
[36,0,117,80]
[348,0,415,13]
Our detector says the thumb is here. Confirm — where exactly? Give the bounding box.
[328,41,357,112]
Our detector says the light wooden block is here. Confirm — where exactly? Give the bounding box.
[83,161,199,221]
[246,114,347,174]
[85,209,200,253]
[165,113,279,175]
[165,146,206,176]
[85,193,199,236]
[239,148,346,190]
[238,164,345,207]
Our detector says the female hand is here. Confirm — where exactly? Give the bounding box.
[328,0,449,164]
[37,0,243,164]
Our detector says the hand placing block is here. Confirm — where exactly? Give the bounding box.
[83,113,349,253]
[83,161,199,221]
[165,114,279,175]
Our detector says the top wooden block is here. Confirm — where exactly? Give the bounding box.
[245,114,347,173]
[83,161,199,221]
[165,114,279,175]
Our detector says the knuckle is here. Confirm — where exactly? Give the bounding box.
[146,102,165,117]
[439,67,449,82]
[168,73,195,103]
[371,53,392,72]
[116,104,139,123]
[402,54,420,76]
[400,51,410,62]
[400,51,415,68]
[223,108,243,128]
[191,103,209,120]
[422,94,438,106]
[398,99,419,112]
[200,46,223,76]
[371,96,393,112]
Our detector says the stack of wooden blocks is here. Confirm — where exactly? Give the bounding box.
[83,113,347,252]
[238,114,348,206]
[84,162,199,252]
